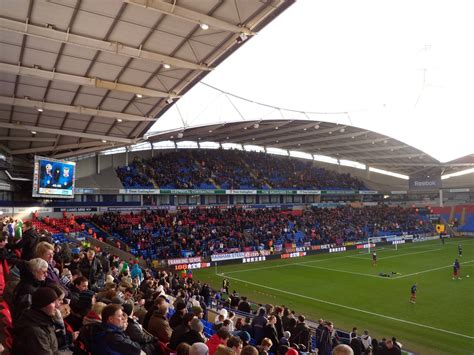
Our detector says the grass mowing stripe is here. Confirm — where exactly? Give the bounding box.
[296,264,383,278]
[393,260,474,279]
[220,273,474,340]
[345,248,442,261]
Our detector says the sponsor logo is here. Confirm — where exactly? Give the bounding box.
[329,247,346,253]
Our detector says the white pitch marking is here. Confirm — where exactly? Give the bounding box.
[393,260,474,279]
[218,274,474,340]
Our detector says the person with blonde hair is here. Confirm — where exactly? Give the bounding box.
[36,241,69,295]
[258,338,273,355]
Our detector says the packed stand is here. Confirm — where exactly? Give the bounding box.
[92,206,434,260]
[1,216,405,355]
[115,149,367,190]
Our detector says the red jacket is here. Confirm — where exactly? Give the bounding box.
[206,334,226,355]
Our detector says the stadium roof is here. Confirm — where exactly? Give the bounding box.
[145,119,474,176]
[0,0,294,159]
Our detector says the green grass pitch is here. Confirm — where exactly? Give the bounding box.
[193,238,474,354]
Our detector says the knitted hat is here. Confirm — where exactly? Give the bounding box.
[175,302,186,311]
[77,290,95,309]
[122,302,134,316]
[238,331,251,343]
[32,287,58,309]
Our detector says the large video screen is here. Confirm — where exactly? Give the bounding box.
[32,156,76,198]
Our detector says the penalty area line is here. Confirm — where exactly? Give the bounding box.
[218,274,474,340]
[393,260,474,279]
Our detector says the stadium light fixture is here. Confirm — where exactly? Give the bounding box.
[314,124,320,129]
[102,139,107,143]
[166,97,174,104]
[117,118,123,123]
[136,94,143,98]
[31,131,37,135]
[328,131,332,135]
[200,23,209,30]
[253,123,260,128]
[36,108,43,112]
[340,128,345,133]
[275,126,279,130]
[163,63,171,69]
[177,132,184,139]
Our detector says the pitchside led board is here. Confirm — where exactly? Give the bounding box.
[32,156,76,198]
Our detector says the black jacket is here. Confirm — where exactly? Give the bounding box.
[263,324,279,351]
[17,228,39,261]
[290,322,311,351]
[80,256,103,285]
[169,323,191,350]
[11,261,44,321]
[169,311,185,330]
[125,316,157,355]
[12,307,58,355]
[179,329,205,346]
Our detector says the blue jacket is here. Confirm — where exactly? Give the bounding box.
[91,323,142,355]
[131,264,143,282]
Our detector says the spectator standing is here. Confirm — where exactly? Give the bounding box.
[147,297,172,343]
[12,287,59,354]
[80,249,103,288]
[251,308,267,344]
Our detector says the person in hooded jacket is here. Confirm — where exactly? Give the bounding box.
[16,221,39,261]
[12,287,59,355]
[122,302,157,355]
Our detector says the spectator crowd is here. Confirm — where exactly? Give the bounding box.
[92,206,433,261]
[1,215,403,355]
[115,150,367,190]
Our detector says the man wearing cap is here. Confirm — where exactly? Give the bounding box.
[169,301,187,329]
[12,287,59,354]
[179,317,206,346]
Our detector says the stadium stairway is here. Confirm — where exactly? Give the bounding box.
[241,160,272,189]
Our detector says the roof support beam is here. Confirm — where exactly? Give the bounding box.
[10,141,110,155]
[53,144,117,159]
[318,144,408,155]
[0,18,210,71]
[345,153,426,160]
[124,0,255,35]
[269,130,368,149]
[0,136,57,143]
[0,122,136,144]
[0,63,179,99]
[0,96,156,122]
[258,125,350,146]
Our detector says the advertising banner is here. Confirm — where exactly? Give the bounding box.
[168,257,202,266]
[409,175,441,190]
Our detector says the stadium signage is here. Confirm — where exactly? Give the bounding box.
[321,190,355,195]
[329,247,347,253]
[174,262,210,271]
[296,190,322,195]
[115,189,373,195]
[409,175,441,190]
[53,207,97,212]
[168,257,202,266]
[0,207,13,214]
[358,190,378,195]
[449,188,470,192]
[356,243,375,249]
[211,252,245,261]
[281,252,306,259]
[226,190,257,195]
[243,256,266,263]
